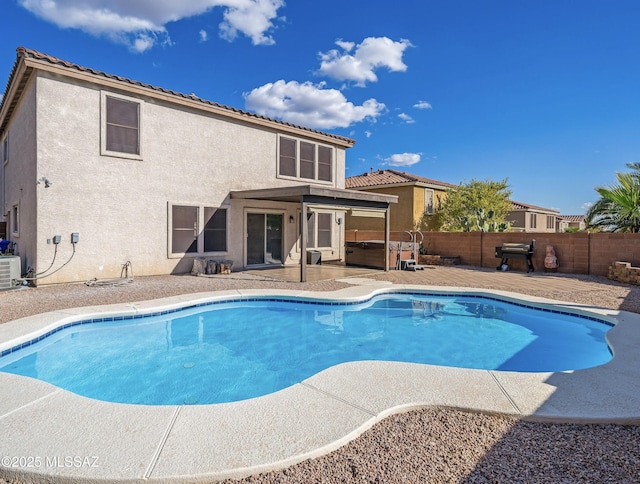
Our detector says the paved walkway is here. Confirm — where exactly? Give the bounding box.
[0,274,639,483]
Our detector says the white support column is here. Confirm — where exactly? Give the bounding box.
[300,201,308,282]
[384,207,390,272]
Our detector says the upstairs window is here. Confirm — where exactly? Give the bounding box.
[546,215,555,230]
[530,213,537,229]
[278,136,334,183]
[279,137,297,177]
[424,189,435,214]
[300,141,315,179]
[106,97,139,154]
[101,92,142,159]
[318,146,332,181]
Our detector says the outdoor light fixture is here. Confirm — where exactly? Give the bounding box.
[36,177,53,188]
[289,215,295,224]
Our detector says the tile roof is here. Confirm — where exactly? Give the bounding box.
[347,170,563,215]
[0,47,355,146]
[345,169,457,189]
[559,215,586,222]
[509,200,559,214]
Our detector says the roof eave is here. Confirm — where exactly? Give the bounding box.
[1,48,356,148]
[348,181,453,190]
[0,55,33,135]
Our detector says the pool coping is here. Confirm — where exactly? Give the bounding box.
[1,282,639,483]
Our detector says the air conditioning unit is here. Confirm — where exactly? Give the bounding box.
[0,256,21,290]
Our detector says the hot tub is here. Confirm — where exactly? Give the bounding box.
[345,240,416,269]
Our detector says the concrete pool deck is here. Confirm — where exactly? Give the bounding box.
[1,281,639,483]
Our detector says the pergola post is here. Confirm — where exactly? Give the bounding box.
[384,207,391,272]
[300,201,308,282]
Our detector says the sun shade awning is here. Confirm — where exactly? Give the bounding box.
[230,185,397,208]
[230,185,397,281]
[348,209,387,218]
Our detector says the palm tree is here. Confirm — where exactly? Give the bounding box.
[586,163,640,232]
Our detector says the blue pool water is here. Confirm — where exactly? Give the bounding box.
[0,293,612,405]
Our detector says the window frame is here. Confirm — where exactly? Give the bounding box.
[529,213,537,229]
[168,203,228,258]
[304,211,333,249]
[316,212,332,248]
[1,133,8,165]
[424,189,435,215]
[11,204,18,237]
[203,206,228,253]
[277,135,335,185]
[546,215,555,230]
[1,133,7,223]
[100,91,143,160]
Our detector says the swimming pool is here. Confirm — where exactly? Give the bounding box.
[0,292,612,405]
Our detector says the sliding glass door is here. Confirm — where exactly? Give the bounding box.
[246,213,283,266]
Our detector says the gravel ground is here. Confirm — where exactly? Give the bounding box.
[1,267,640,483]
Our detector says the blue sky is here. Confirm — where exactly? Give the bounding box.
[2,1,639,215]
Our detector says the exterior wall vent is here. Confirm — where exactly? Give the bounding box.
[0,256,21,290]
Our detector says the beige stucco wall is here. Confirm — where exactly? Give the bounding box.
[345,185,414,232]
[3,76,38,273]
[507,211,558,233]
[24,72,347,284]
[345,185,449,232]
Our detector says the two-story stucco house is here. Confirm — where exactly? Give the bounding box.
[0,47,396,285]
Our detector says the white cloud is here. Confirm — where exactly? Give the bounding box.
[133,33,156,53]
[199,29,208,42]
[384,152,421,167]
[414,100,432,109]
[398,112,414,124]
[243,80,386,129]
[581,202,594,210]
[18,0,285,52]
[364,130,372,138]
[218,0,283,45]
[318,37,412,87]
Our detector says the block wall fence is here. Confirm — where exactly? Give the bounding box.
[345,230,640,277]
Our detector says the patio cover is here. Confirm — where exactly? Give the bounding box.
[230,185,398,282]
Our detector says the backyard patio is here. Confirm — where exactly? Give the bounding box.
[1,265,639,483]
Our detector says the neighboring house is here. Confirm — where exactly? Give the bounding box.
[346,169,566,234]
[507,201,560,233]
[0,47,396,284]
[345,169,456,232]
[557,215,586,232]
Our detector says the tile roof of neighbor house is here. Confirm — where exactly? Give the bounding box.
[509,200,559,214]
[559,215,586,222]
[0,47,355,146]
[345,169,457,189]
[347,170,564,215]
